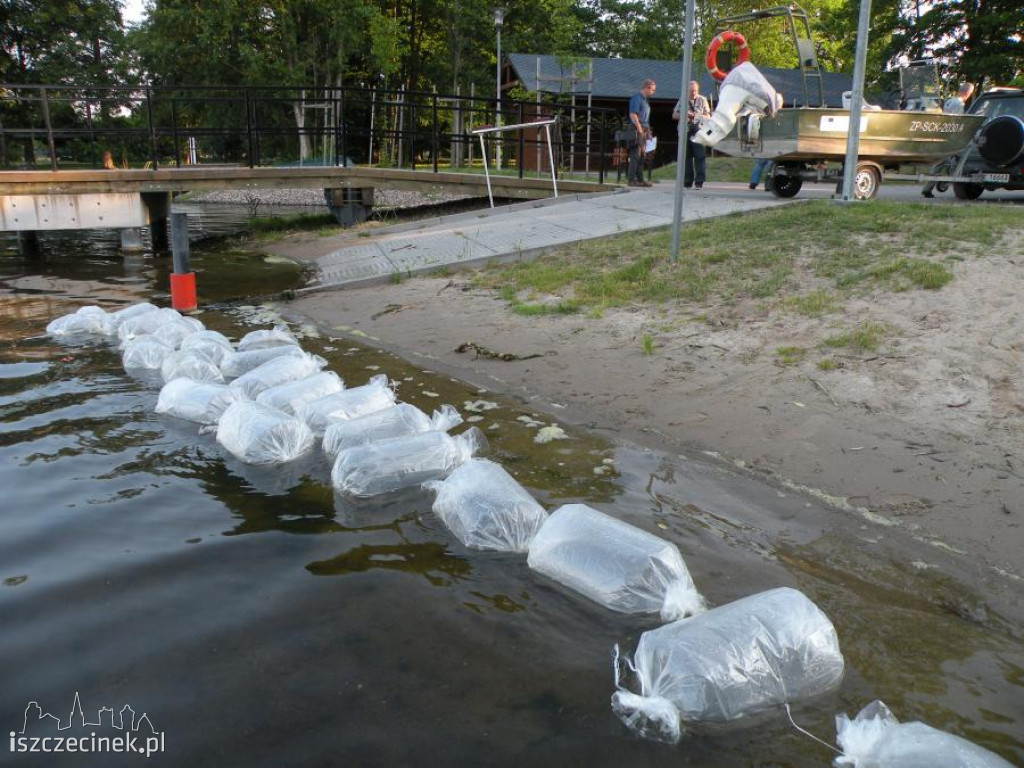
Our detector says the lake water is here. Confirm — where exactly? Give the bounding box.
[1,216,1021,766]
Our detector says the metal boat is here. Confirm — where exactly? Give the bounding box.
[699,6,986,197]
[716,107,984,164]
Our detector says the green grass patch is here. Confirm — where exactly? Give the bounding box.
[250,213,336,236]
[775,346,807,365]
[652,156,760,183]
[785,289,841,317]
[475,200,1017,318]
[822,321,889,352]
[641,333,655,355]
[817,357,838,371]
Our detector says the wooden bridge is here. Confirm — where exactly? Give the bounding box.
[0,82,621,250]
[0,165,617,250]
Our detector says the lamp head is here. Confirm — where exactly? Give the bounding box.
[492,8,505,27]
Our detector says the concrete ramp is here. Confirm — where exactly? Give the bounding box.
[298,184,790,289]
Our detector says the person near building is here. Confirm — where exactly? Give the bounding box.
[922,83,975,198]
[627,79,656,187]
[674,80,711,189]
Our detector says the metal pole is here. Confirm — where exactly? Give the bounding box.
[169,212,196,311]
[840,0,872,202]
[670,0,697,260]
[171,212,190,274]
[146,86,158,170]
[546,124,558,198]
[494,9,504,170]
[245,90,254,167]
[40,88,57,170]
[479,133,494,207]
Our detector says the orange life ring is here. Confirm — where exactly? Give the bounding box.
[706,30,750,82]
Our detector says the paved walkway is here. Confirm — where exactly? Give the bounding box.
[293,182,791,290]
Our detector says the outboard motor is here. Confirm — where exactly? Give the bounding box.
[692,62,781,148]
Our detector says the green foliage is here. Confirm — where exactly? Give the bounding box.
[889,0,1024,89]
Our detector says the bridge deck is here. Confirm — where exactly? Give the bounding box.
[0,166,617,199]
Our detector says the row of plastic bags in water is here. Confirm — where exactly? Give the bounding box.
[46,302,1014,767]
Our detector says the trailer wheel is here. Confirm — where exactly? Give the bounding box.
[769,174,802,198]
[853,163,880,199]
[952,182,983,200]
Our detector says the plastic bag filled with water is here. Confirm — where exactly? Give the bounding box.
[834,700,1015,768]
[228,352,326,399]
[180,330,234,367]
[331,427,486,498]
[117,307,183,345]
[156,379,247,425]
[219,344,306,379]
[160,350,226,384]
[46,305,110,338]
[425,458,547,552]
[150,316,204,350]
[256,370,344,415]
[104,302,159,334]
[322,402,461,457]
[297,374,396,434]
[236,324,299,352]
[611,587,844,745]
[527,503,704,621]
[216,400,315,464]
[122,335,175,370]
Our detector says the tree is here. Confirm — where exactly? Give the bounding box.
[889,0,1024,90]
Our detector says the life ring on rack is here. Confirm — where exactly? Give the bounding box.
[706,30,750,81]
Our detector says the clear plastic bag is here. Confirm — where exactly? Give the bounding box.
[331,427,486,498]
[150,316,204,349]
[425,458,546,552]
[322,402,461,456]
[255,370,344,415]
[527,503,704,621]
[215,400,315,464]
[228,352,326,399]
[721,61,782,116]
[105,302,159,334]
[117,307,183,345]
[834,700,1015,768]
[180,330,234,367]
[160,350,226,384]
[297,374,396,434]
[219,344,306,379]
[46,305,110,337]
[236,324,299,352]
[121,335,175,370]
[611,587,845,745]
[155,379,246,424]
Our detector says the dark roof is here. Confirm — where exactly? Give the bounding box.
[507,53,853,108]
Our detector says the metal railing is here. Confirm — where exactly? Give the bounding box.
[0,83,619,184]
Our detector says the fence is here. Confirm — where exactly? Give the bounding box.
[0,83,620,184]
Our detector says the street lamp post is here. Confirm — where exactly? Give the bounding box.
[493,8,505,170]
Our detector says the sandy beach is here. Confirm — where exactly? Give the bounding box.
[255,194,1024,628]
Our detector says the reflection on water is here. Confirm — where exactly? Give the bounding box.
[0,228,1020,767]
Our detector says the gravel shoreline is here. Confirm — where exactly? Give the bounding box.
[186,187,472,210]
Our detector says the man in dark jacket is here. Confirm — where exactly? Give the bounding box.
[627,79,656,187]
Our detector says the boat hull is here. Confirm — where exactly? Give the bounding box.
[715,108,985,164]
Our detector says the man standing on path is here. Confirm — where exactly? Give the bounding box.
[922,82,975,198]
[628,79,656,187]
[674,80,711,189]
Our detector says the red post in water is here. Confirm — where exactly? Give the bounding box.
[170,272,197,311]
[170,212,197,311]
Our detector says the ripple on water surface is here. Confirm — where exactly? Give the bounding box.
[0,233,1020,767]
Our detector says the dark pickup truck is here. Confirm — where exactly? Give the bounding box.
[952,87,1024,199]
